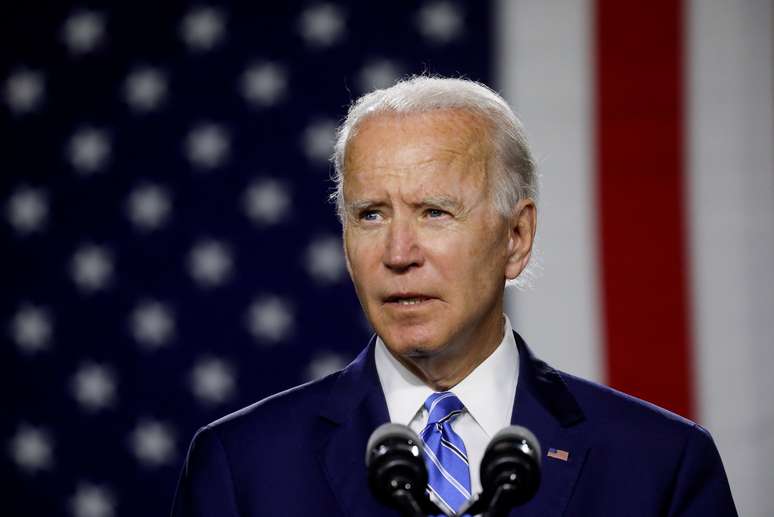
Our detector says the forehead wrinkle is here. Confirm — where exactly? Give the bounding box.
[345,108,493,167]
[345,159,489,212]
[345,188,465,216]
[342,109,497,209]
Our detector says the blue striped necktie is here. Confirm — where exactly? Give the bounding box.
[420,391,471,515]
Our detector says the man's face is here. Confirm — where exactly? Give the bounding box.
[342,110,523,369]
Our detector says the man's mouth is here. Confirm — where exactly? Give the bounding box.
[383,294,434,306]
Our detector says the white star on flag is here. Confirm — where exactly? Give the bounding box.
[68,127,111,175]
[62,10,105,54]
[71,362,117,412]
[130,300,175,349]
[304,235,346,284]
[124,67,167,112]
[130,420,176,468]
[4,68,45,114]
[357,59,403,92]
[8,424,54,474]
[184,123,230,170]
[302,119,337,165]
[243,178,291,226]
[187,239,234,288]
[246,296,294,344]
[306,352,348,381]
[70,482,115,517]
[10,304,53,354]
[70,244,114,293]
[190,356,237,406]
[6,186,48,234]
[240,62,288,107]
[181,6,226,51]
[417,1,463,44]
[126,183,172,231]
[299,3,346,48]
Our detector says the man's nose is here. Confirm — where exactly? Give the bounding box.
[382,218,424,272]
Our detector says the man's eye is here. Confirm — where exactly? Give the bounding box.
[360,210,381,221]
[426,208,447,218]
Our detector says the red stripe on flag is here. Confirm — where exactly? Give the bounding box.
[595,0,694,418]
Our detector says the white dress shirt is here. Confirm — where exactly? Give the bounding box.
[374,314,519,495]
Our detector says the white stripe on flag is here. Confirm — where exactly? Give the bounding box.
[686,1,774,515]
[498,0,602,382]
[498,0,774,514]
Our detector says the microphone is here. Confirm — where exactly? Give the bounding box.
[459,425,542,516]
[365,423,446,517]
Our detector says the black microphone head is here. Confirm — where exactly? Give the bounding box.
[365,423,428,508]
[480,425,542,507]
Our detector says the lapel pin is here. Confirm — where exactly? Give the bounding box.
[547,448,570,461]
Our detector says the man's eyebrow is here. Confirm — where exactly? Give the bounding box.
[345,199,381,213]
[420,196,462,211]
[345,196,462,212]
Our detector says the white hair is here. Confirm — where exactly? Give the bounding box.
[330,75,538,222]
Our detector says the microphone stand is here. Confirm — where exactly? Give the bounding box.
[482,484,515,517]
[387,476,447,517]
[391,488,424,517]
[454,485,517,517]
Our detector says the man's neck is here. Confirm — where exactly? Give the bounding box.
[393,314,506,391]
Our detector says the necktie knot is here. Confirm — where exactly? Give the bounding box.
[424,391,466,426]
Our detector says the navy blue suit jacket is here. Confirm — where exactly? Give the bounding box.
[171,333,737,516]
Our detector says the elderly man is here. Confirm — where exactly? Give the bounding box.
[172,77,736,516]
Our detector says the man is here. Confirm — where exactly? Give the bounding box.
[171,77,737,516]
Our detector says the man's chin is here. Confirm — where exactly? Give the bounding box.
[380,332,446,359]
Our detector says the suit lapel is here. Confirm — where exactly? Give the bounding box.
[509,332,590,516]
[314,339,394,517]
[314,333,590,516]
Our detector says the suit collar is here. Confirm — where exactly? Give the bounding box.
[317,336,386,425]
[316,333,590,516]
[510,331,590,516]
[318,331,587,428]
[512,331,585,428]
[315,337,394,517]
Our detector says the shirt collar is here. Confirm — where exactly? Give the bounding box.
[452,315,519,437]
[374,314,519,437]
[374,334,432,426]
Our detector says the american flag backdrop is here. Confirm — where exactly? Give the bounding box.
[0,1,493,515]
[501,2,773,516]
[3,1,774,517]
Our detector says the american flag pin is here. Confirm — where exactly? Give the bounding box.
[547,448,570,461]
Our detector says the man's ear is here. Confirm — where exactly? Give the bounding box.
[505,199,537,280]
